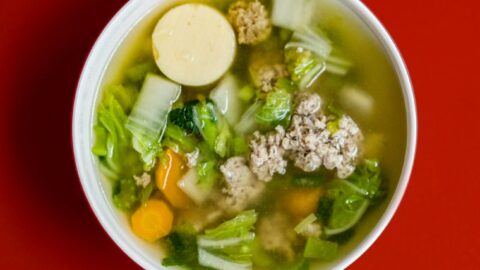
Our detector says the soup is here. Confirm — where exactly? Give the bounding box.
[92,0,406,269]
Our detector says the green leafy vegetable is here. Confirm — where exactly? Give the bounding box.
[112,178,138,211]
[275,77,296,93]
[94,95,143,179]
[197,210,258,270]
[138,180,155,205]
[326,120,341,134]
[285,48,325,90]
[92,126,108,156]
[285,28,352,89]
[163,124,198,153]
[238,85,256,102]
[169,99,234,158]
[326,104,344,134]
[232,136,248,156]
[318,160,384,236]
[327,229,355,245]
[194,100,219,150]
[316,197,334,225]
[324,180,369,236]
[256,81,293,128]
[193,100,235,158]
[215,121,233,158]
[168,100,200,135]
[303,238,338,261]
[103,84,138,113]
[347,159,382,199]
[112,174,156,211]
[197,160,220,190]
[204,210,257,239]
[126,74,181,170]
[193,141,221,191]
[162,224,200,267]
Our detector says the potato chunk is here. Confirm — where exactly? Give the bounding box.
[152,4,236,86]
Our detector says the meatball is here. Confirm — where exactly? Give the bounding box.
[255,64,290,92]
[258,212,297,261]
[282,94,363,178]
[219,157,265,214]
[228,0,272,45]
[248,93,363,179]
[249,126,288,182]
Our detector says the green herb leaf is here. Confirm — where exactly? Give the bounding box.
[303,238,338,261]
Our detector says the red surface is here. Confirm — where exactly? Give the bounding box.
[0,0,478,269]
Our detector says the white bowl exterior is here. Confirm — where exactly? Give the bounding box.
[72,0,417,269]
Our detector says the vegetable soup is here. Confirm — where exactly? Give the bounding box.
[92,0,406,269]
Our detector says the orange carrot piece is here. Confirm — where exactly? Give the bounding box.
[131,199,173,242]
[283,188,324,218]
[156,149,193,209]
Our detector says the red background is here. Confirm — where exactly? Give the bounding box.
[0,0,479,269]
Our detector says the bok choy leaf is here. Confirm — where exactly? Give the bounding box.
[126,73,181,170]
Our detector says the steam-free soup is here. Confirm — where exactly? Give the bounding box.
[92,0,406,269]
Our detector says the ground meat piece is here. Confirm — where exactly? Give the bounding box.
[185,148,199,168]
[282,94,363,178]
[228,0,272,45]
[248,93,362,179]
[219,157,265,214]
[249,126,288,182]
[256,64,289,92]
[258,212,297,261]
[295,93,322,115]
[133,172,151,188]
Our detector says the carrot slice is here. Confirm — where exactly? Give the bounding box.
[283,188,324,218]
[156,149,193,209]
[131,199,173,242]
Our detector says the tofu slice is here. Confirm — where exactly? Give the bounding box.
[152,4,237,86]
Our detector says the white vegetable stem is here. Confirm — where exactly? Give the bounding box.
[272,0,315,31]
[209,74,243,126]
[294,213,318,234]
[152,4,236,86]
[197,233,255,248]
[177,168,211,205]
[339,86,374,116]
[126,74,180,168]
[198,248,252,270]
[234,101,262,135]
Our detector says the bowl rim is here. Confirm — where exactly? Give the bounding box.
[333,0,417,268]
[72,0,417,269]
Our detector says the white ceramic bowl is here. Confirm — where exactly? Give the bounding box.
[72,0,417,269]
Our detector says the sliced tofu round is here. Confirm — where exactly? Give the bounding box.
[152,4,237,86]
